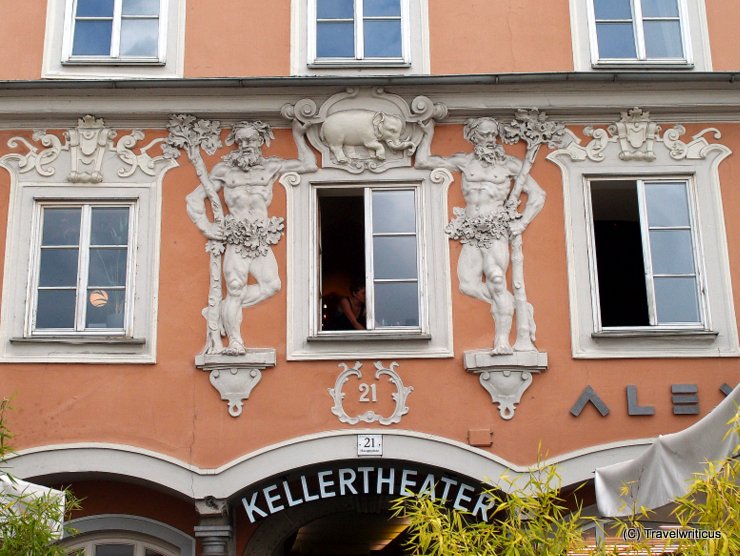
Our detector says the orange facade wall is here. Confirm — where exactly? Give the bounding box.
[183,0,291,77]
[0,0,47,80]
[1,121,738,472]
[428,0,574,74]
[706,0,740,71]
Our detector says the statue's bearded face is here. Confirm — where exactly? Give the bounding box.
[471,120,505,164]
[231,128,263,168]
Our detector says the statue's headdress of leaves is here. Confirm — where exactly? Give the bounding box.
[226,121,275,148]
[463,117,499,145]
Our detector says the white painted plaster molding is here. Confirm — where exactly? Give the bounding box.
[7,432,654,500]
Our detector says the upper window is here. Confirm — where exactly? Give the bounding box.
[568,0,711,70]
[42,0,184,78]
[588,178,704,332]
[591,0,686,63]
[293,0,429,74]
[313,0,406,63]
[66,0,163,62]
[547,111,738,358]
[31,203,134,336]
[318,186,422,334]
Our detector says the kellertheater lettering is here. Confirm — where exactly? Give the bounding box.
[241,465,494,523]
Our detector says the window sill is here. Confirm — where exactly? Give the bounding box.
[308,59,411,69]
[591,61,694,70]
[11,336,146,345]
[63,58,166,67]
[308,332,431,342]
[592,329,718,339]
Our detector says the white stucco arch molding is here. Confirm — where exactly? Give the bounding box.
[6,430,652,499]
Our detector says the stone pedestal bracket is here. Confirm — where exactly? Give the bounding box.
[195,349,276,417]
[464,350,548,420]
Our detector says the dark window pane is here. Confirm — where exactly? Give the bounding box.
[645,182,690,227]
[649,230,695,275]
[36,290,76,329]
[644,21,683,58]
[641,0,679,18]
[120,18,159,56]
[72,20,113,56]
[89,248,128,287]
[86,289,126,329]
[375,282,418,327]
[593,0,632,20]
[364,20,402,58]
[318,194,365,331]
[364,0,401,17]
[95,544,136,556]
[596,23,637,58]
[317,0,354,19]
[591,181,649,327]
[42,208,81,246]
[373,237,417,280]
[654,277,700,323]
[122,0,160,16]
[372,190,415,233]
[39,249,79,287]
[317,21,355,57]
[91,207,130,245]
[76,0,114,17]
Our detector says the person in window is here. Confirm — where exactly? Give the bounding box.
[330,280,366,330]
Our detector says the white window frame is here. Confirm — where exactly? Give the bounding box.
[315,183,424,337]
[309,0,409,66]
[0,185,160,363]
[569,0,712,71]
[586,177,707,333]
[62,0,167,65]
[29,201,136,337]
[292,0,429,75]
[63,514,195,556]
[43,0,185,79]
[547,133,738,358]
[286,167,452,360]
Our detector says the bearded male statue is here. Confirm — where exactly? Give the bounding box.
[416,117,546,354]
[185,119,316,355]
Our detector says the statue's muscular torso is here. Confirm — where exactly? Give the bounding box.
[458,155,519,217]
[211,159,282,221]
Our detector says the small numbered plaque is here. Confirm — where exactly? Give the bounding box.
[357,434,383,456]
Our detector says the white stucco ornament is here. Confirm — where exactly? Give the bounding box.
[328,361,413,425]
[164,114,317,357]
[5,115,168,183]
[417,109,565,356]
[561,107,723,163]
[285,87,447,173]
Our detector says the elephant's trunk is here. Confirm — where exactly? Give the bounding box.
[386,139,417,155]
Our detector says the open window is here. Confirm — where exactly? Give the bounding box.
[588,178,705,331]
[318,186,421,334]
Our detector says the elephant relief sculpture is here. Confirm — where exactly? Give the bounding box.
[320,109,416,163]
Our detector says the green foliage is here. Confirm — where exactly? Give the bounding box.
[668,410,740,556]
[0,398,81,556]
[393,452,593,555]
[396,415,740,555]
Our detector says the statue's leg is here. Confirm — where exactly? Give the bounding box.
[484,241,514,355]
[329,145,348,163]
[457,245,491,303]
[222,250,249,354]
[364,140,386,160]
[241,250,281,308]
